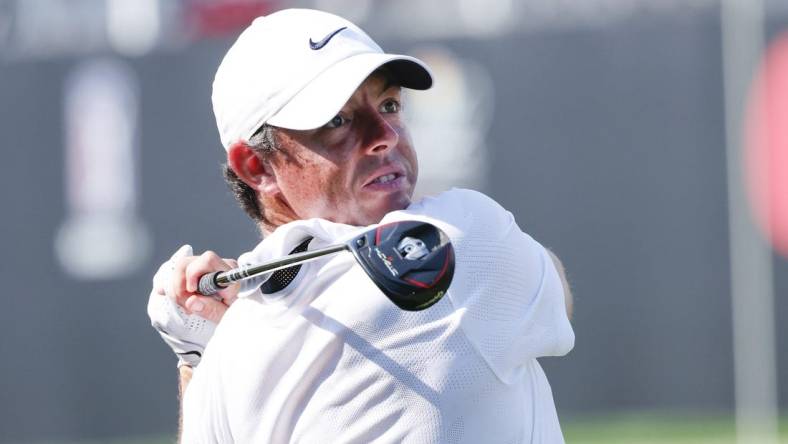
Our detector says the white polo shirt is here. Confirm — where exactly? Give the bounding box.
[182,189,574,443]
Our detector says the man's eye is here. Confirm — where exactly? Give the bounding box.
[381,99,400,113]
[325,114,347,128]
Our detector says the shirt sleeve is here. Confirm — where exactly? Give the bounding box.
[381,189,575,383]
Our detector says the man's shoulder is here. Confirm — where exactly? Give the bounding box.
[406,188,512,230]
[375,188,519,246]
[411,188,507,215]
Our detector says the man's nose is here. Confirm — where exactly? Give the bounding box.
[362,110,399,154]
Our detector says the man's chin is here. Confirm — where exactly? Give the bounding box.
[363,195,411,224]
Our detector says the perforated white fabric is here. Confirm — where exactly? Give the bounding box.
[182,189,574,443]
[148,245,217,368]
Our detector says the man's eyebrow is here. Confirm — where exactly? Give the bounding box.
[377,77,400,97]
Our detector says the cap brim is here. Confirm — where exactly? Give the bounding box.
[267,52,432,131]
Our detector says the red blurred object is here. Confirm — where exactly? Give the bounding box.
[745,30,788,257]
[184,0,281,38]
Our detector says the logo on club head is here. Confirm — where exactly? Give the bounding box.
[309,27,347,50]
[398,236,429,260]
[374,247,399,277]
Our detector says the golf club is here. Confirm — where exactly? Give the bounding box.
[198,220,455,311]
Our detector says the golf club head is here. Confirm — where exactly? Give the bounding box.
[347,220,455,311]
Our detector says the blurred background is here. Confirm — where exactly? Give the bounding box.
[1,0,787,443]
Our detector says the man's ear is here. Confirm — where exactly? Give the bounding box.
[227,142,279,194]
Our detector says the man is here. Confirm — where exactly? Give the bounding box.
[148,8,575,443]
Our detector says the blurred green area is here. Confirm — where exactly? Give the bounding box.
[35,412,788,444]
[562,412,788,444]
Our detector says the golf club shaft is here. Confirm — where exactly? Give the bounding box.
[199,243,348,295]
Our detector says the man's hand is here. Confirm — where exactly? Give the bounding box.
[147,245,239,367]
[169,247,240,322]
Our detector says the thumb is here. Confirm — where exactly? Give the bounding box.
[171,244,193,261]
[185,295,228,324]
[153,244,193,294]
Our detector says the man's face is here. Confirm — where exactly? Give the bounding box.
[264,73,418,227]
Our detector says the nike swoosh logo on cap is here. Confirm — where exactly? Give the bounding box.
[309,26,347,50]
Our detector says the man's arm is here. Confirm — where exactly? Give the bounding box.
[547,249,573,320]
[178,366,194,443]
[148,247,240,441]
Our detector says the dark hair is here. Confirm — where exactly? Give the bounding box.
[222,124,279,222]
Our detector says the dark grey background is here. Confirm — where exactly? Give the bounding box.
[1,4,786,443]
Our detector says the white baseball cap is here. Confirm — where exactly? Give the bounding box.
[212,8,433,150]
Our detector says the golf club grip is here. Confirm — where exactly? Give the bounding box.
[198,271,224,296]
[197,243,348,296]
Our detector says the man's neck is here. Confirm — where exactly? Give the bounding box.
[259,222,275,237]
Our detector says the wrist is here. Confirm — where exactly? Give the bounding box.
[176,351,203,369]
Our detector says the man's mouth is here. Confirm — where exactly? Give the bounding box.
[370,173,400,185]
[363,167,407,190]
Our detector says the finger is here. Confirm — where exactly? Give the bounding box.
[185,294,229,324]
[171,244,193,262]
[153,245,191,294]
[167,244,194,302]
[217,288,239,307]
[216,258,240,304]
[185,251,234,294]
[172,256,194,311]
